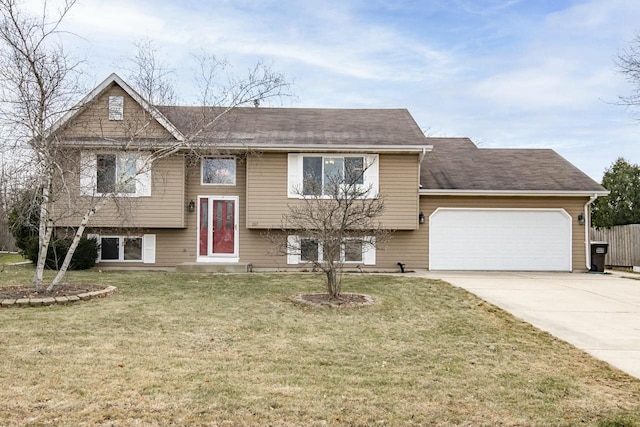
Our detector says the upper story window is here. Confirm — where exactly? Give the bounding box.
[202,157,236,185]
[302,156,365,195]
[108,96,124,121]
[97,153,136,194]
[288,153,378,198]
[80,151,152,197]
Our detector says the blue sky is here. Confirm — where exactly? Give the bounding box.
[37,0,640,181]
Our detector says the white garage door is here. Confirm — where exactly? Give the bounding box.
[429,208,572,271]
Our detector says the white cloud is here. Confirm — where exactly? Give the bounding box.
[470,58,622,110]
[15,0,640,181]
[66,0,189,43]
[452,0,523,15]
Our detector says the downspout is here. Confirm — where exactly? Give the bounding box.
[584,193,599,270]
[418,147,427,189]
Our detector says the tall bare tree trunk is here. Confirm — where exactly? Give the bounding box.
[49,204,100,289]
[326,264,341,299]
[32,172,52,291]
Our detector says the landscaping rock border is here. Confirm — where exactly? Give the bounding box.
[1,286,117,308]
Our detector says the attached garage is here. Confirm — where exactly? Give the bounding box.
[429,208,572,271]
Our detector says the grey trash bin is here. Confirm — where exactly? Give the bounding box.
[590,241,608,272]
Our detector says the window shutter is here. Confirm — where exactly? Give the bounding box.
[143,234,156,264]
[287,154,301,198]
[136,154,152,197]
[363,237,376,266]
[80,151,97,196]
[364,154,379,197]
[287,235,300,265]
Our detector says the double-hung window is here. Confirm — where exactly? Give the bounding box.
[96,153,136,194]
[80,151,151,197]
[288,154,378,198]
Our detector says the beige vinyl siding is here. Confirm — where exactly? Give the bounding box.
[95,158,252,267]
[54,153,186,228]
[92,228,277,268]
[419,196,590,272]
[58,84,173,140]
[91,192,590,271]
[245,152,285,229]
[246,152,420,230]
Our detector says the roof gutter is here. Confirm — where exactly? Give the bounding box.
[419,189,610,197]
[242,144,434,153]
[60,141,434,154]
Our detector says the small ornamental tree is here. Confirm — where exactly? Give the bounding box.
[276,158,389,299]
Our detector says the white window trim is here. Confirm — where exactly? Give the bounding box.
[80,151,152,197]
[287,235,376,265]
[91,234,156,264]
[196,195,240,263]
[201,157,237,186]
[287,153,379,199]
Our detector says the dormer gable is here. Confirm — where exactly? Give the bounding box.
[50,73,184,143]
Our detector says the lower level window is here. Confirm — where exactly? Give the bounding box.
[301,238,319,262]
[344,240,363,262]
[288,236,375,265]
[100,236,142,262]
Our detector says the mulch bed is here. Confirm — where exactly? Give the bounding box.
[292,292,375,308]
[0,284,108,300]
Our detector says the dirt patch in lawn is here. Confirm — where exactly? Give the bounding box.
[0,284,109,300]
[292,292,375,307]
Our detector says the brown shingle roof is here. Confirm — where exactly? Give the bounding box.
[155,105,602,193]
[421,138,605,192]
[154,106,427,146]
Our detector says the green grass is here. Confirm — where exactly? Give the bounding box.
[1,265,639,426]
[0,253,26,264]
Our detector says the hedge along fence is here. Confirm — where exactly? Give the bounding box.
[590,224,640,268]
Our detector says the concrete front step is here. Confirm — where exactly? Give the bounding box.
[175,262,252,273]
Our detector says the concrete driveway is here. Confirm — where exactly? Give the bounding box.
[416,270,640,379]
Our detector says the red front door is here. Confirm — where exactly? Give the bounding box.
[199,197,236,257]
[212,200,235,254]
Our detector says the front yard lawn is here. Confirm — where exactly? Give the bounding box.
[0,253,26,264]
[1,265,639,426]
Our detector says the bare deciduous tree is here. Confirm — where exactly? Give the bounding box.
[270,160,389,299]
[617,34,640,108]
[0,0,83,290]
[122,38,177,106]
[0,0,290,291]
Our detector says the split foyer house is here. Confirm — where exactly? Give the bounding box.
[50,74,607,272]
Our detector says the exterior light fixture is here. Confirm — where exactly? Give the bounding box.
[188,200,195,212]
[419,212,425,224]
[577,213,585,225]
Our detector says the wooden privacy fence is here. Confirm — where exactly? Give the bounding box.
[590,224,640,267]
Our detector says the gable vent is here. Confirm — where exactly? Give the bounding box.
[108,96,124,121]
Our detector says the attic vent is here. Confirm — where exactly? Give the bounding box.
[109,96,124,121]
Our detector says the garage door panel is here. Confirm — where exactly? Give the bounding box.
[429,209,571,271]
